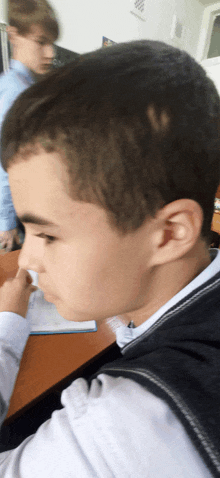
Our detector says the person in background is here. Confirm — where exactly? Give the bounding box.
[0,0,59,253]
[0,40,220,477]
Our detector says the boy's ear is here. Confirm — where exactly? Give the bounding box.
[6,26,19,45]
[149,199,204,266]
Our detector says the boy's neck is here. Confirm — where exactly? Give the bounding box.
[121,241,211,327]
[11,55,37,81]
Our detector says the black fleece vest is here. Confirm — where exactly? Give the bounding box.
[95,270,220,477]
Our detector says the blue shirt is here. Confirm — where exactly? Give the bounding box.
[0,60,35,231]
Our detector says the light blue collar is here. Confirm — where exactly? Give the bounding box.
[9,59,35,85]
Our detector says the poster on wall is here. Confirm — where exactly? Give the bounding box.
[102,37,117,48]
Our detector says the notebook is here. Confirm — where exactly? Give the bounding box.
[26,270,97,335]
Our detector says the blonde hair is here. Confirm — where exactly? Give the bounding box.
[8,0,59,40]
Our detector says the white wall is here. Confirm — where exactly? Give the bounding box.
[50,0,206,59]
[50,0,142,54]
[137,0,204,58]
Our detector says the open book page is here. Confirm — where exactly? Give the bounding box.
[26,270,97,335]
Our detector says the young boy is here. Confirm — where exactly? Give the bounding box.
[0,0,59,253]
[0,40,220,477]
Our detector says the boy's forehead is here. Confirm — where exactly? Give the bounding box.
[28,24,55,43]
[9,152,71,209]
[9,150,67,180]
[8,152,106,227]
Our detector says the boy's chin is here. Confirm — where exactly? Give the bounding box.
[40,65,52,74]
[31,67,52,80]
[54,301,89,322]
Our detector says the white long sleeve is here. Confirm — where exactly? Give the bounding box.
[0,311,212,477]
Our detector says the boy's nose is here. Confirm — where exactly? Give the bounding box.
[18,236,44,274]
[44,44,55,60]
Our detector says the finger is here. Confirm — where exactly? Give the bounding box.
[16,268,33,285]
[4,278,14,284]
[30,285,38,293]
[26,274,34,285]
[16,267,23,278]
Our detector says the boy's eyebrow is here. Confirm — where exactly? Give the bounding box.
[18,213,60,229]
[39,36,51,41]
[35,34,54,44]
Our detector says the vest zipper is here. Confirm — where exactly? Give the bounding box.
[101,365,220,474]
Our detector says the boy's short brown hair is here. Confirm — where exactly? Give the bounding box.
[8,0,59,40]
[2,41,220,244]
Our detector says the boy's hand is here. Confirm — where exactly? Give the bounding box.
[0,268,38,318]
[0,228,20,253]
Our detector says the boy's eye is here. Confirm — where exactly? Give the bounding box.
[36,39,53,47]
[36,40,46,46]
[44,234,56,244]
[34,233,56,244]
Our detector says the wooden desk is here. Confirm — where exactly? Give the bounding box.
[0,250,117,424]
